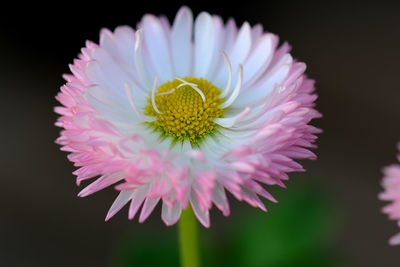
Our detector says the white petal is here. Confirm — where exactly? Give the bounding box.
[141,15,174,83]
[233,61,292,108]
[100,28,120,60]
[86,51,148,111]
[242,34,275,87]
[99,27,138,70]
[86,49,148,118]
[105,190,134,221]
[206,16,225,80]
[186,149,206,162]
[251,24,263,43]
[211,19,237,87]
[214,107,250,128]
[134,30,156,90]
[255,52,293,88]
[201,136,231,160]
[161,201,182,226]
[171,6,193,77]
[159,15,171,35]
[86,85,140,124]
[214,22,251,88]
[89,47,144,94]
[113,26,136,67]
[193,12,215,78]
[199,138,221,163]
[222,18,238,53]
[228,22,252,67]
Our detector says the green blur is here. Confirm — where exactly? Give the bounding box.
[111,179,351,267]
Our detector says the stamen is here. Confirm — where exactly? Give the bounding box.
[156,88,176,96]
[151,76,161,114]
[124,82,142,119]
[134,29,151,89]
[220,64,243,108]
[188,85,206,102]
[220,50,232,98]
[175,77,197,88]
[174,77,206,102]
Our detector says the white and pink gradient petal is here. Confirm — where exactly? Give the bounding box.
[162,201,182,226]
[139,197,161,223]
[380,155,400,245]
[55,6,320,227]
[128,186,148,220]
[190,191,210,228]
[390,232,400,245]
[212,182,230,216]
[105,190,134,221]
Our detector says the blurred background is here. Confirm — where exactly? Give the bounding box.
[1,1,400,266]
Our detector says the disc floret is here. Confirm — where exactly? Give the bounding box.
[144,77,226,147]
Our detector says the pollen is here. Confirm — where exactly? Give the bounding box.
[144,77,226,147]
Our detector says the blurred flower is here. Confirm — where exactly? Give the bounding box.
[380,144,400,245]
[55,6,321,227]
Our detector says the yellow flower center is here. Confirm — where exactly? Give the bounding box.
[144,77,226,147]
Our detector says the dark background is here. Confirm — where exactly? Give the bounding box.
[2,1,400,266]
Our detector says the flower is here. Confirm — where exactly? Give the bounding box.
[379,144,400,245]
[55,6,321,227]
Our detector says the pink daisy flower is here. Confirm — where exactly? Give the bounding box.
[380,144,400,245]
[55,6,321,227]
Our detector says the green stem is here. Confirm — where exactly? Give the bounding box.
[178,205,200,267]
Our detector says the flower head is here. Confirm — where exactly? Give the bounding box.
[55,6,321,227]
[380,144,400,245]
